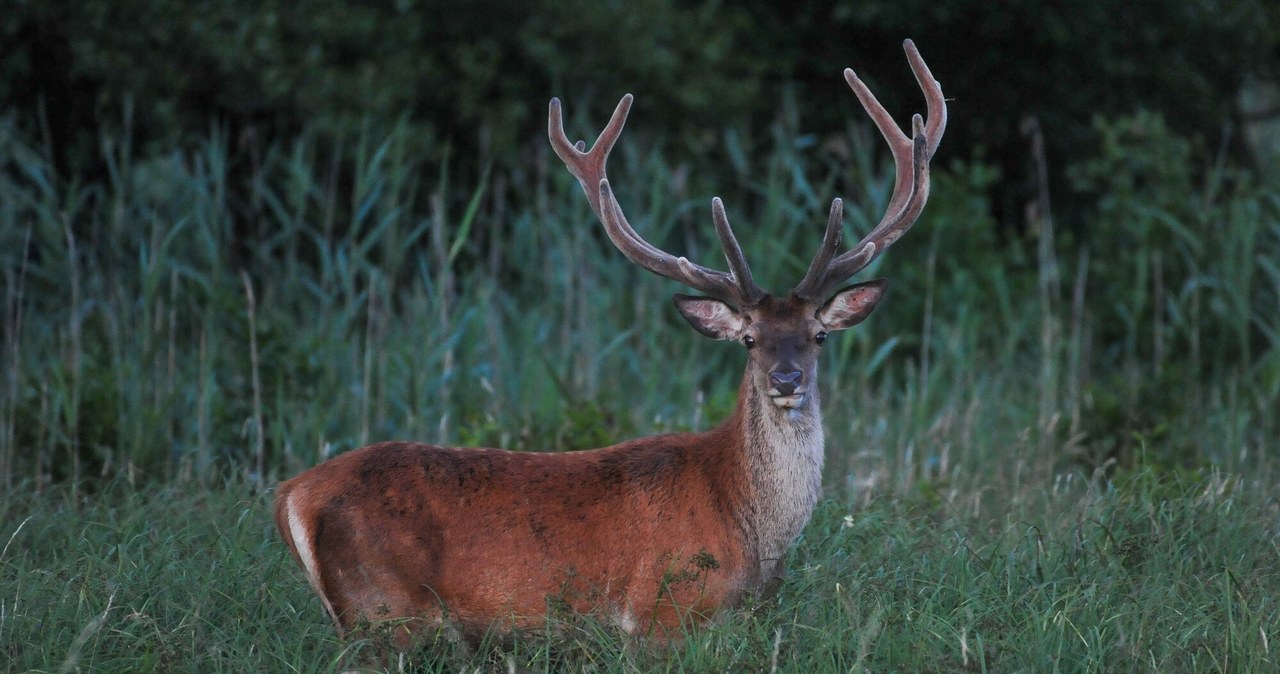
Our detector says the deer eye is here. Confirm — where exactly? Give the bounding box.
[742,335,756,349]
[815,331,828,345]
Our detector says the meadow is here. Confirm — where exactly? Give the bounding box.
[1,99,1278,672]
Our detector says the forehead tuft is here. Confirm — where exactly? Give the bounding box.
[745,295,818,327]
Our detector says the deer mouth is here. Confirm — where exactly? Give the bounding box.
[770,393,807,409]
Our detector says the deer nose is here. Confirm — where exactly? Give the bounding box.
[770,370,804,396]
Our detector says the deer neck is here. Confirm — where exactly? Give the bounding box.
[731,370,826,575]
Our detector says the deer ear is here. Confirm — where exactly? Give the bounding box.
[673,294,746,340]
[816,279,888,330]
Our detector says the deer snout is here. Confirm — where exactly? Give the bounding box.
[769,370,804,396]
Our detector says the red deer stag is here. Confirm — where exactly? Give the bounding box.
[275,39,946,650]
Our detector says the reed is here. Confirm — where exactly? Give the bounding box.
[0,106,1277,670]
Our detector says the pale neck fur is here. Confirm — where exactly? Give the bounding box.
[735,374,826,577]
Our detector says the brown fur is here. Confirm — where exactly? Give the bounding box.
[273,291,894,651]
[275,389,762,646]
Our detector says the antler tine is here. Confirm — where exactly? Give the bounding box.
[597,182,749,305]
[551,95,763,308]
[842,66,915,225]
[549,95,657,257]
[711,198,765,304]
[821,118,930,286]
[792,198,844,300]
[793,39,946,301]
[904,38,947,160]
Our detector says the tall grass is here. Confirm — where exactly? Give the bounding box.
[0,103,1278,670]
[2,106,1275,489]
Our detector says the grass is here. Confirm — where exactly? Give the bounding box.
[2,465,1278,672]
[0,101,1278,671]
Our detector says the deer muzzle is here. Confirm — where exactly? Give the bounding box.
[768,370,807,408]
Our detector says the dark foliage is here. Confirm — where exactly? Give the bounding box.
[4,0,1276,188]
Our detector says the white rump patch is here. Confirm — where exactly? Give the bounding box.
[287,492,339,625]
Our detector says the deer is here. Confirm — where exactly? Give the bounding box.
[274,39,946,653]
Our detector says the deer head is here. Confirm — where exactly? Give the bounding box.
[549,40,947,413]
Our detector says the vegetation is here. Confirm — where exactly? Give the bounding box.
[3,467,1279,671]
[2,96,1275,486]
[2,1,1280,670]
[5,1,1278,197]
[1,95,1276,668]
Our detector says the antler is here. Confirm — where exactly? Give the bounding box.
[549,95,766,309]
[792,39,947,302]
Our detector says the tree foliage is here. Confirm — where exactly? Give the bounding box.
[4,0,1277,183]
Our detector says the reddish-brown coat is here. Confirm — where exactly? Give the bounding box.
[274,400,759,644]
